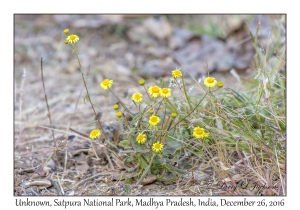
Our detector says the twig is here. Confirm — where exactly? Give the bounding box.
[16,68,26,146]
[67,172,111,190]
[274,148,285,195]
[40,58,56,147]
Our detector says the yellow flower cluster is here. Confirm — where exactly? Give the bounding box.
[148,86,171,98]
[63,29,80,44]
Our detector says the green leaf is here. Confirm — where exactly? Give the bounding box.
[138,154,149,170]
[278,120,286,132]
[106,139,118,149]
[92,103,102,111]
[83,94,90,104]
[118,140,131,149]
[87,120,98,126]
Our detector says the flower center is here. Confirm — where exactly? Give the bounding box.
[162,89,168,94]
[103,80,109,85]
[135,95,141,99]
[154,144,160,149]
[207,78,214,83]
[70,35,76,40]
[151,117,157,122]
[196,128,203,134]
[138,136,143,141]
[152,87,159,93]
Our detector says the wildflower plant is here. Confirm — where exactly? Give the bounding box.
[63,27,286,195]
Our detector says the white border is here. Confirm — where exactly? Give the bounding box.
[4,0,297,209]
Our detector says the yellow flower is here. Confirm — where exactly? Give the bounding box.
[193,127,209,139]
[149,115,160,126]
[148,86,161,98]
[217,81,224,88]
[90,129,101,139]
[132,93,143,103]
[100,79,113,90]
[66,34,79,44]
[136,133,146,144]
[171,112,177,118]
[116,111,123,118]
[113,104,119,110]
[63,28,69,35]
[152,142,164,152]
[160,88,171,98]
[172,69,182,78]
[204,77,217,88]
[139,79,145,86]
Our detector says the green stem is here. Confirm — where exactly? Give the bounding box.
[170,91,209,130]
[72,45,109,142]
[181,77,193,110]
[108,88,134,117]
[165,98,179,114]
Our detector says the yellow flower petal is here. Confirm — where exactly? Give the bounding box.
[67,34,79,44]
[136,133,147,144]
[149,115,160,126]
[132,93,143,103]
[148,86,161,97]
[152,142,164,152]
[90,129,101,139]
[204,77,217,88]
[116,111,122,118]
[172,69,182,78]
[193,127,209,139]
[160,88,171,98]
[100,79,113,90]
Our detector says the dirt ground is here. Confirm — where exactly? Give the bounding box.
[14,14,285,195]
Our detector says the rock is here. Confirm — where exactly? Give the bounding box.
[143,16,173,40]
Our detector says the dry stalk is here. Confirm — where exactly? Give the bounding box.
[16,68,26,146]
[40,58,56,147]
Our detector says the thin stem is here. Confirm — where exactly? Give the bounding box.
[136,153,156,186]
[165,98,179,114]
[72,46,109,142]
[170,91,209,130]
[108,88,134,117]
[143,85,151,99]
[153,116,170,143]
[181,77,193,110]
[40,58,56,147]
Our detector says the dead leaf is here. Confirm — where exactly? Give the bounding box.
[141,174,157,186]
[28,179,52,188]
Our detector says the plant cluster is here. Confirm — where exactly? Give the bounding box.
[63,28,286,194]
